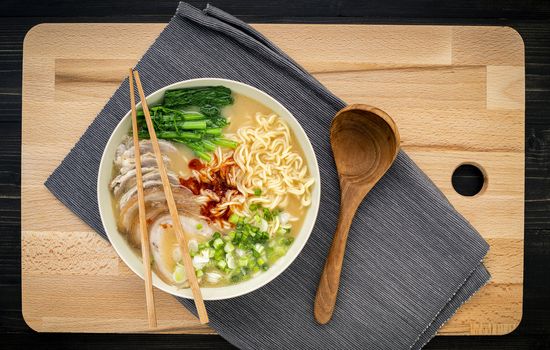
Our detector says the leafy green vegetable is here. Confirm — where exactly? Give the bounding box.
[137,87,237,161]
[212,138,238,148]
[163,86,233,110]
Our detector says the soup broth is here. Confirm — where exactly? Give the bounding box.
[110,87,313,288]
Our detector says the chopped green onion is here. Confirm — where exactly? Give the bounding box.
[208,248,216,258]
[217,260,227,269]
[214,249,225,261]
[228,213,239,224]
[226,254,236,269]
[213,238,224,249]
[172,265,186,283]
[247,259,257,269]
[254,188,262,196]
[196,223,203,230]
[182,205,296,285]
[263,208,273,221]
[224,242,235,253]
[253,243,265,254]
[238,257,249,267]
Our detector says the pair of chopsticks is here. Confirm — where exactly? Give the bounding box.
[128,68,209,327]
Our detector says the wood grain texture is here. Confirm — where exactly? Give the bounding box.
[314,104,400,324]
[128,69,157,328]
[21,23,524,336]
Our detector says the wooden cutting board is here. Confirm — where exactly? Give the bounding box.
[21,23,524,336]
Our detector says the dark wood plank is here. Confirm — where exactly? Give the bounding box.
[3,333,237,349]
[0,0,549,19]
[1,0,549,348]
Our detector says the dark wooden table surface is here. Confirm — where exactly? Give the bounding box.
[2,1,549,349]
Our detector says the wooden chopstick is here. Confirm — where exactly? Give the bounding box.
[131,69,209,324]
[128,69,157,328]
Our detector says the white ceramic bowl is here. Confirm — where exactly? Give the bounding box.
[98,78,320,300]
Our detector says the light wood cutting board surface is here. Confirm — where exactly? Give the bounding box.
[22,23,524,335]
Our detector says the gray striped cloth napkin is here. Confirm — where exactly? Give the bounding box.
[45,2,490,349]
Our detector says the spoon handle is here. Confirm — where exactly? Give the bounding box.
[314,188,361,324]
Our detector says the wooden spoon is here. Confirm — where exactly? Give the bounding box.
[314,104,400,324]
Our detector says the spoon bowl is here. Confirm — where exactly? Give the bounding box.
[314,104,400,324]
[331,105,400,193]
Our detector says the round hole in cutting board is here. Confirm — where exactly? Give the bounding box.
[452,163,486,197]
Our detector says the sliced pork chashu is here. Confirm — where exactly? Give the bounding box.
[115,136,177,167]
[118,185,200,247]
[148,213,214,285]
[110,136,219,287]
